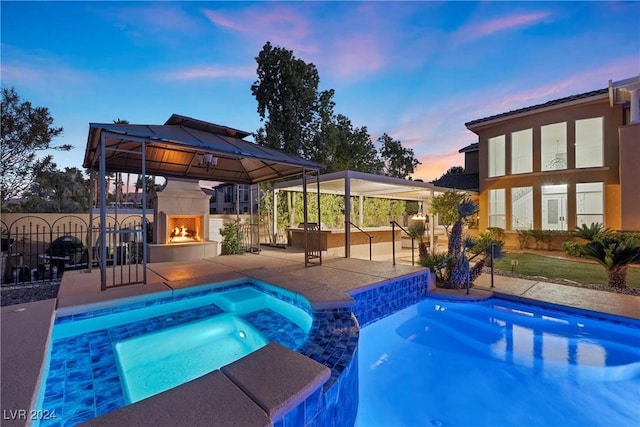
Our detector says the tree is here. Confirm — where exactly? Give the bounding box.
[571,223,640,288]
[113,119,131,202]
[22,166,89,212]
[428,190,465,236]
[435,166,464,181]
[251,42,413,177]
[251,42,323,156]
[425,190,502,289]
[1,87,68,206]
[321,115,383,174]
[582,231,640,288]
[378,133,421,179]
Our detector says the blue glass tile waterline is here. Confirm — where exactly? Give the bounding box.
[243,308,307,350]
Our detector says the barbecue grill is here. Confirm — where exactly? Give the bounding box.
[46,235,88,269]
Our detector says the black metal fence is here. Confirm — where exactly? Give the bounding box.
[1,215,146,286]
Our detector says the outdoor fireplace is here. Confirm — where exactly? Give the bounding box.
[148,178,217,262]
[167,215,203,243]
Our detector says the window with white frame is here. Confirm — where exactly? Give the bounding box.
[489,188,506,228]
[511,129,532,174]
[488,135,505,177]
[575,117,604,168]
[511,186,533,230]
[541,122,567,171]
[576,182,604,227]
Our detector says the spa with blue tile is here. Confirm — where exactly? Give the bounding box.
[36,272,430,427]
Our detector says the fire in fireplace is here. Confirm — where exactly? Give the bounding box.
[167,215,203,243]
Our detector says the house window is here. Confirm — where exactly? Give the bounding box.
[488,189,505,228]
[223,186,233,203]
[511,129,532,174]
[511,186,533,230]
[575,117,604,168]
[542,184,568,230]
[541,122,567,171]
[576,182,604,227]
[489,135,505,176]
[488,135,505,177]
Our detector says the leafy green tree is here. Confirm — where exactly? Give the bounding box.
[378,133,421,179]
[428,190,466,236]
[323,115,383,174]
[251,42,415,177]
[435,166,464,181]
[251,42,323,156]
[22,166,89,212]
[1,87,68,206]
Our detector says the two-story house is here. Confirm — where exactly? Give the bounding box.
[465,75,640,234]
[205,183,258,214]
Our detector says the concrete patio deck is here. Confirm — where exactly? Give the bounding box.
[2,247,639,426]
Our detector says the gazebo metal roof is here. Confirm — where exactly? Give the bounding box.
[273,170,463,200]
[83,114,323,184]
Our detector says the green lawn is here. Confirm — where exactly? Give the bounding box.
[493,252,640,289]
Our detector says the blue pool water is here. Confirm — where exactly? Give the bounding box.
[356,297,640,427]
[36,280,312,426]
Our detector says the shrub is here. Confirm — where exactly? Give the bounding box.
[516,230,531,249]
[220,220,243,255]
[485,227,505,241]
[529,229,544,249]
[562,241,585,258]
[419,252,452,284]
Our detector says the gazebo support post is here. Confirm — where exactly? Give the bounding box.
[316,170,322,265]
[99,134,107,291]
[344,174,351,258]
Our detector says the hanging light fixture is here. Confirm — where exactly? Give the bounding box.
[412,200,426,221]
[196,153,218,171]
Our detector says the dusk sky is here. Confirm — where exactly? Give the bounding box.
[2,1,639,183]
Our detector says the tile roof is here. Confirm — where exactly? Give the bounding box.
[430,173,479,192]
[458,142,478,153]
[465,88,608,128]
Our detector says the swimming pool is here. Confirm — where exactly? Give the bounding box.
[356,297,640,427]
[36,279,313,426]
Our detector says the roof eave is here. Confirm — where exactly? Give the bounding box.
[465,90,609,131]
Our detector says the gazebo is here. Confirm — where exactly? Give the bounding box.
[83,114,323,290]
[273,170,462,259]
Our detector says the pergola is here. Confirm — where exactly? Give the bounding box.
[83,114,323,289]
[273,170,464,258]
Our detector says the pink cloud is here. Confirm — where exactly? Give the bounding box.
[201,9,245,32]
[0,48,94,90]
[414,150,465,182]
[201,5,316,56]
[327,35,386,78]
[200,3,390,81]
[113,5,200,34]
[167,65,255,81]
[470,56,639,120]
[455,11,551,43]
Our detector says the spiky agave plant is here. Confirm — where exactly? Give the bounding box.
[582,233,640,288]
[443,197,478,288]
[447,196,478,258]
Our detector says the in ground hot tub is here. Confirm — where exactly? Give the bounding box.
[35,279,313,426]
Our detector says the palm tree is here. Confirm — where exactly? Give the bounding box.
[582,234,640,288]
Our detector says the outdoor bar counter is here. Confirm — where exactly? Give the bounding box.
[286,226,403,258]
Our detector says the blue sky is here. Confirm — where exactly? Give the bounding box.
[2,1,639,182]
